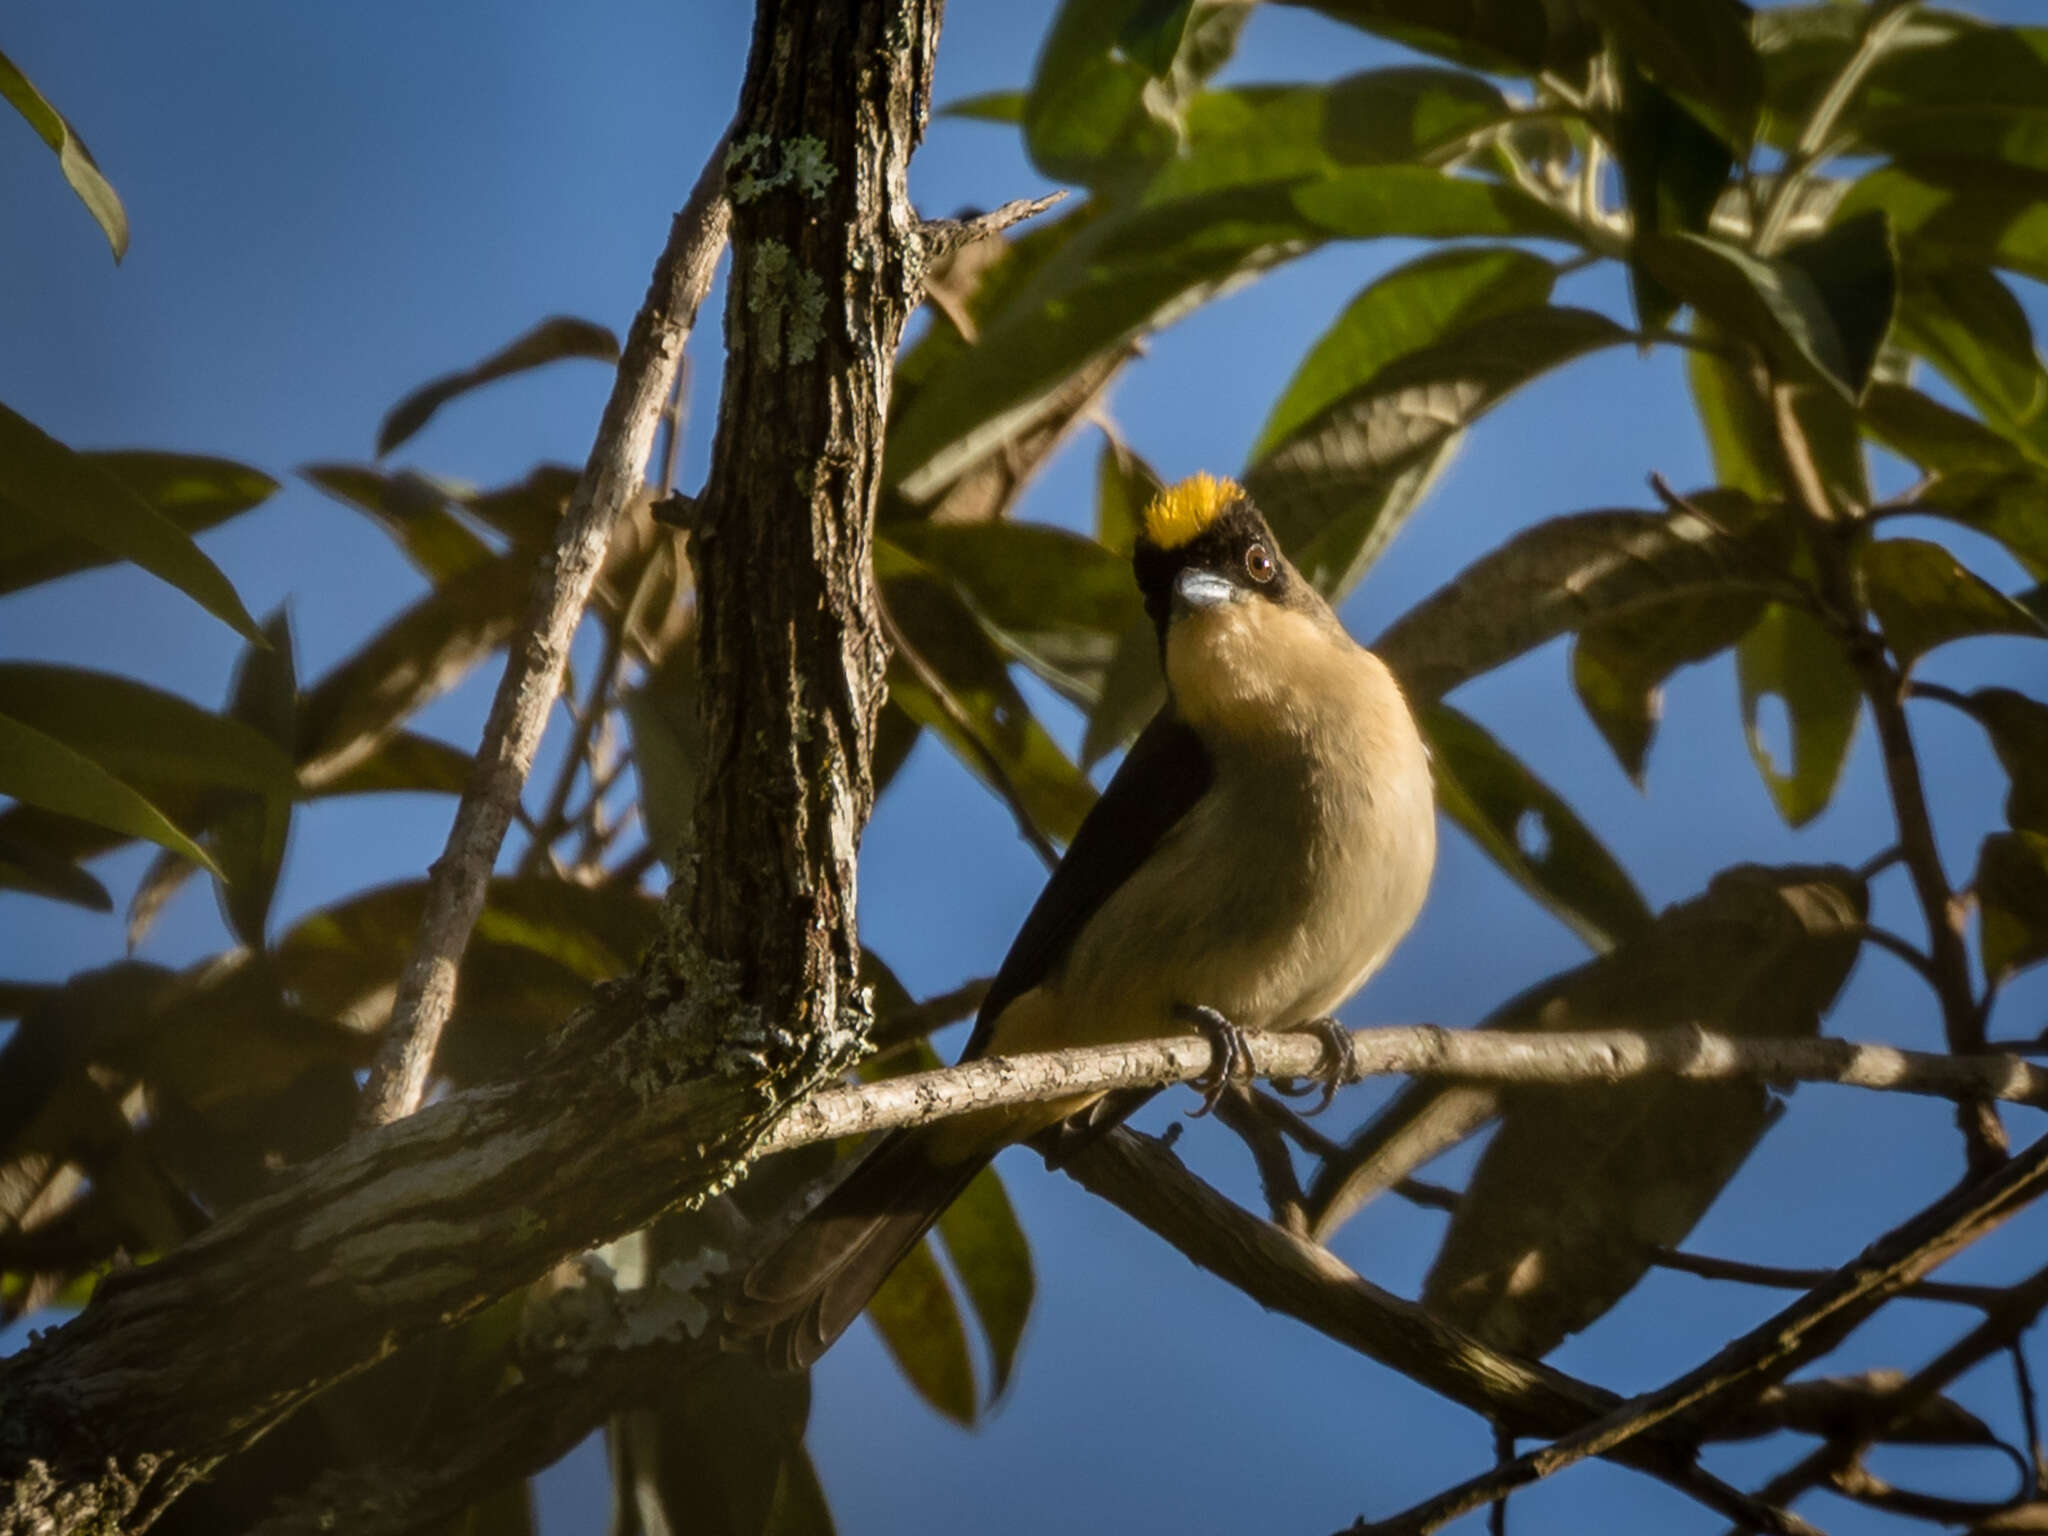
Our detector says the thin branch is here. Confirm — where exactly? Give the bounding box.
[2016,1338,2045,1498]
[1857,924,1943,988]
[1214,1085,1310,1234]
[358,127,735,1127]
[1350,1138,2048,1536]
[1648,1246,2008,1310]
[915,191,1066,265]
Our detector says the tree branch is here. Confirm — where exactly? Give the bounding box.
[359,128,735,1127]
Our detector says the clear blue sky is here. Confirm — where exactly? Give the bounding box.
[3,3,2045,1532]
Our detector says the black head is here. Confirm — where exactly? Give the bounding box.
[1131,474,1306,639]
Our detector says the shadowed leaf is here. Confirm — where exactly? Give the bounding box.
[302,464,494,583]
[1574,587,1766,784]
[866,1233,977,1426]
[935,1165,1035,1398]
[209,611,299,948]
[376,316,619,457]
[0,714,214,875]
[1961,688,2048,837]
[1838,159,2048,285]
[1422,702,1652,952]
[1976,831,2048,982]
[1893,267,2047,448]
[1860,537,2047,668]
[1079,618,1164,771]
[1583,0,1761,150]
[0,47,126,259]
[0,826,111,912]
[1737,602,1862,827]
[1093,433,1163,556]
[0,405,264,642]
[1278,0,1598,77]
[1611,62,1735,333]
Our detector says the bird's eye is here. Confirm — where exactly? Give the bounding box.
[1244,543,1276,583]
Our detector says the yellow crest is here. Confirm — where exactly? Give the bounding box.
[1140,473,1243,550]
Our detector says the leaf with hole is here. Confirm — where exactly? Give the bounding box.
[1736,601,1862,827]
[376,316,619,457]
[1573,587,1766,784]
[1860,537,2047,668]
[0,47,126,259]
[0,405,263,642]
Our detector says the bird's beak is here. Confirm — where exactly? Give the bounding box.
[1173,568,1238,611]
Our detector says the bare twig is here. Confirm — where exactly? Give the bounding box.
[1649,1246,2008,1310]
[358,128,734,1126]
[916,191,1066,265]
[1350,1140,2048,1535]
[1214,1085,1310,1234]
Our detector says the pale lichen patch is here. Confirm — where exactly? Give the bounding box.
[726,133,838,204]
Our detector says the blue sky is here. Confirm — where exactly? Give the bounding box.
[4,2,2046,1532]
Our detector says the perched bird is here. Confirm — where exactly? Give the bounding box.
[733,473,1436,1371]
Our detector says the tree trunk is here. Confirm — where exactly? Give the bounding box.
[0,2,936,1530]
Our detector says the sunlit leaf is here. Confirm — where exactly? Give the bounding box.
[0,715,216,874]
[1093,433,1163,556]
[1420,865,1866,1356]
[376,316,619,457]
[1687,316,1869,510]
[1422,702,1651,951]
[1736,601,1862,827]
[0,47,127,259]
[1279,0,1598,77]
[1977,831,2048,982]
[866,1234,977,1426]
[1838,159,2048,285]
[935,1166,1035,1398]
[0,453,276,597]
[1893,267,2048,450]
[0,405,263,642]
[1860,537,2047,668]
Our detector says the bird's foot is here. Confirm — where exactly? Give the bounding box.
[1177,1003,1250,1118]
[1270,1015,1352,1115]
[1034,1087,1159,1169]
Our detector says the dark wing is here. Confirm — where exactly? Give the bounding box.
[962,710,1212,1059]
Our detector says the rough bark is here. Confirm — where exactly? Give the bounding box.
[0,2,937,1530]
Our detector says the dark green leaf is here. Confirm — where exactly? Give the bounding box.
[376,316,619,457]
[1736,601,1862,827]
[1587,0,1760,147]
[1611,62,1735,333]
[1093,433,1163,556]
[0,404,263,642]
[1849,24,2048,173]
[1279,0,1598,77]
[1285,433,1459,605]
[302,464,494,582]
[1079,618,1165,770]
[623,647,704,877]
[1838,159,2048,285]
[1288,165,1576,242]
[1573,587,1766,784]
[1976,831,2048,982]
[0,453,275,597]
[1375,496,1794,706]
[1422,702,1651,951]
[210,610,298,947]
[866,1234,977,1425]
[1248,308,1628,586]
[0,711,213,872]
[1860,537,2047,668]
[0,980,55,1021]
[1420,865,1866,1356]
[1962,688,2048,837]
[1778,211,1897,400]
[884,521,1142,705]
[1860,384,2048,578]
[1687,316,1868,509]
[935,1166,1035,1398]
[309,730,473,798]
[0,664,297,798]
[440,1479,537,1536]
[0,47,127,259]
[1893,268,2047,451]
[1252,247,1558,461]
[879,546,1097,845]
[942,90,1025,124]
[0,824,111,912]
[296,551,531,785]
[1752,4,1865,149]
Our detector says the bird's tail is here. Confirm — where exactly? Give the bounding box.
[731,1127,993,1372]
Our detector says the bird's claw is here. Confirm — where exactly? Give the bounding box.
[1270,1015,1350,1115]
[1177,1003,1249,1118]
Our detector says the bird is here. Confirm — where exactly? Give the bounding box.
[731,472,1437,1372]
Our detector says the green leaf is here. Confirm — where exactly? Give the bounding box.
[1894,267,2048,449]
[883,521,1142,706]
[1093,433,1163,556]
[1838,159,2048,285]
[1962,688,2048,837]
[1279,0,1598,77]
[0,47,127,260]
[126,846,197,951]
[1251,246,1557,462]
[302,464,494,582]
[0,824,111,912]
[1248,307,1628,587]
[866,1234,978,1425]
[0,405,264,642]
[942,90,1026,124]
[1687,316,1869,509]
[1573,588,1766,785]
[1976,831,2048,983]
[879,546,1097,845]
[935,1166,1035,1399]
[1022,0,1247,189]
[1422,702,1652,952]
[210,610,298,947]
[0,712,215,874]
[1421,864,1867,1356]
[1736,601,1862,827]
[376,316,620,457]
[1079,618,1165,770]
[1859,537,2047,669]
[310,730,473,797]
[1611,62,1736,333]
[0,452,276,598]
[623,647,705,877]
[1288,164,1575,242]
[1375,496,1795,706]
[1848,24,2048,173]
[295,551,531,785]
[1583,0,1761,150]
[1778,211,1898,401]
